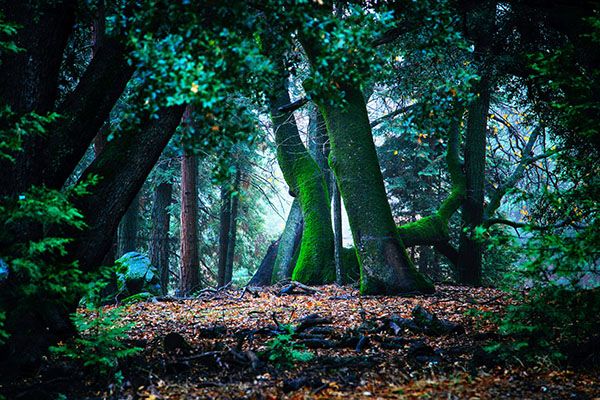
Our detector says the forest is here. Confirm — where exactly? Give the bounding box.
[0,0,599,399]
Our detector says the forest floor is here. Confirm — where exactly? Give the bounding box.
[8,284,600,399]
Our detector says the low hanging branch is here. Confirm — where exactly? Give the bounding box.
[277,96,308,113]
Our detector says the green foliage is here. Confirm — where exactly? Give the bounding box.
[0,11,22,55]
[49,307,141,376]
[486,216,599,362]
[486,285,600,364]
[0,106,60,162]
[263,324,314,368]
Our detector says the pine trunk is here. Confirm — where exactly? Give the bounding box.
[179,151,200,295]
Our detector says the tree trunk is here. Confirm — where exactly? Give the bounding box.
[217,181,232,287]
[224,168,241,284]
[271,199,304,282]
[268,62,335,285]
[457,79,491,286]
[179,151,200,295]
[0,1,76,197]
[248,240,280,286]
[332,173,344,285]
[117,193,140,257]
[0,106,184,376]
[73,105,185,273]
[316,83,433,295]
[149,169,173,295]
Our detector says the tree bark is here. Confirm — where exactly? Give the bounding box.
[224,168,241,285]
[73,106,185,274]
[41,37,134,190]
[248,240,280,286]
[117,193,140,257]
[317,83,433,295]
[332,173,343,285]
[271,199,304,282]
[149,168,173,295]
[268,62,335,285]
[179,151,200,295]
[0,0,76,197]
[217,181,232,287]
[457,78,491,286]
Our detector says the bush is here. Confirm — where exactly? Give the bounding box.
[263,324,314,367]
[49,307,141,376]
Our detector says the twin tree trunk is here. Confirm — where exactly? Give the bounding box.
[179,151,200,295]
[268,59,335,285]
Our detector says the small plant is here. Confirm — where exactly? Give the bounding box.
[50,307,141,376]
[263,324,313,367]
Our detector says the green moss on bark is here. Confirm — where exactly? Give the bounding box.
[317,84,433,295]
[396,109,466,253]
[268,58,335,285]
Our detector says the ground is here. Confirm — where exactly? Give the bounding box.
[5,285,600,399]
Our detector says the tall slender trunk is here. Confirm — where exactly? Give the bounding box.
[332,173,343,285]
[457,79,491,285]
[179,151,200,295]
[149,168,173,295]
[224,168,241,284]
[117,193,140,257]
[217,182,232,287]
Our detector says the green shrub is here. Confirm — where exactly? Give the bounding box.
[263,324,314,367]
[49,307,141,376]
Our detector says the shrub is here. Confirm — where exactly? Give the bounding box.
[263,324,314,367]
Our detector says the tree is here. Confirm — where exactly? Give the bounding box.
[179,149,200,295]
[224,167,241,284]
[217,180,232,287]
[117,193,140,257]
[265,39,335,285]
[149,159,173,295]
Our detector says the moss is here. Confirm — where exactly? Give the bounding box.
[396,110,466,252]
[317,84,433,295]
[269,62,335,285]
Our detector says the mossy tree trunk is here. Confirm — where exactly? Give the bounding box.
[318,84,433,295]
[267,53,335,285]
